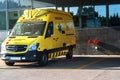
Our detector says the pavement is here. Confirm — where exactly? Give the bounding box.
[0,40,120,80]
[1,55,120,80]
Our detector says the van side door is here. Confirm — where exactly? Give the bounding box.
[46,22,53,37]
[45,22,56,49]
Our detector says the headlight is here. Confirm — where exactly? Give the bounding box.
[28,43,39,51]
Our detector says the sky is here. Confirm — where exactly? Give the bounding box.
[69,4,120,17]
[95,5,120,17]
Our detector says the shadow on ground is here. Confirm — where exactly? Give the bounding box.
[1,56,120,70]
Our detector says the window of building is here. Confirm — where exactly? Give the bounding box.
[109,5,120,17]
[0,0,6,9]
[95,5,106,27]
[20,0,32,8]
[20,10,24,15]
[0,11,6,30]
[8,0,19,9]
[33,1,54,8]
[109,4,120,27]
[80,6,99,28]
[57,7,62,10]
[9,11,18,29]
[70,7,78,15]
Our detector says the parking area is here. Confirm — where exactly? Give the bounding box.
[1,55,120,80]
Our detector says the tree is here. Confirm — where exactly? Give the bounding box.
[109,13,120,26]
[98,16,106,26]
[77,6,98,18]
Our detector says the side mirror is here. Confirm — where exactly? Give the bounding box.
[62,31,65,34]
[7,30,11,36]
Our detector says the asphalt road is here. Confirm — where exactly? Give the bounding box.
[0,55,120,80]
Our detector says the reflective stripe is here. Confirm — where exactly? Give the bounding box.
[48,51,68,59]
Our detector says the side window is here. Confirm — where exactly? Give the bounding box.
[46,22,53,37]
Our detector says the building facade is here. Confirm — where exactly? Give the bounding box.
[0,0,55,31]
[0,0,120,31]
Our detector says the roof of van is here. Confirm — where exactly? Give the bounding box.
[23,9,72,19]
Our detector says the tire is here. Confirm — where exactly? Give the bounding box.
[66,46,73,59]
[37,52,48,66]
[5,61,15,66]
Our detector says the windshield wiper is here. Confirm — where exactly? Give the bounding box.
[9,36,16,38]
[28,35,38,38]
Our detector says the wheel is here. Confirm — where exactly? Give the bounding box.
[37,52,48,66]
[66,46,73,59]
[5,61,15,66]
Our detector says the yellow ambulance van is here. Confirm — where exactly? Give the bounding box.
[1,9,76,66]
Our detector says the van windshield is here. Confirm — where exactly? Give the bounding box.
[10,21,46,37]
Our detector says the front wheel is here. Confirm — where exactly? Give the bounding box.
[37,52,48,66]
[66,46,73,59]
[5,61,15,66]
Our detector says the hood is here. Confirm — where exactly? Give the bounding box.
[4,36,38,45]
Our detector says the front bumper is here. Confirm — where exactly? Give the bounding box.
[1,51,38,62]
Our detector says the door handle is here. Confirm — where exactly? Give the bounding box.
[53,38,59,41]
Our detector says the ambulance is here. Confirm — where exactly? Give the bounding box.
[1,9,76,66]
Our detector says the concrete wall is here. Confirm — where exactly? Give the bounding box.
[76,27,120,55]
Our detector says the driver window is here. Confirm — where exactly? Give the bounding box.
[46,22,53,37]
